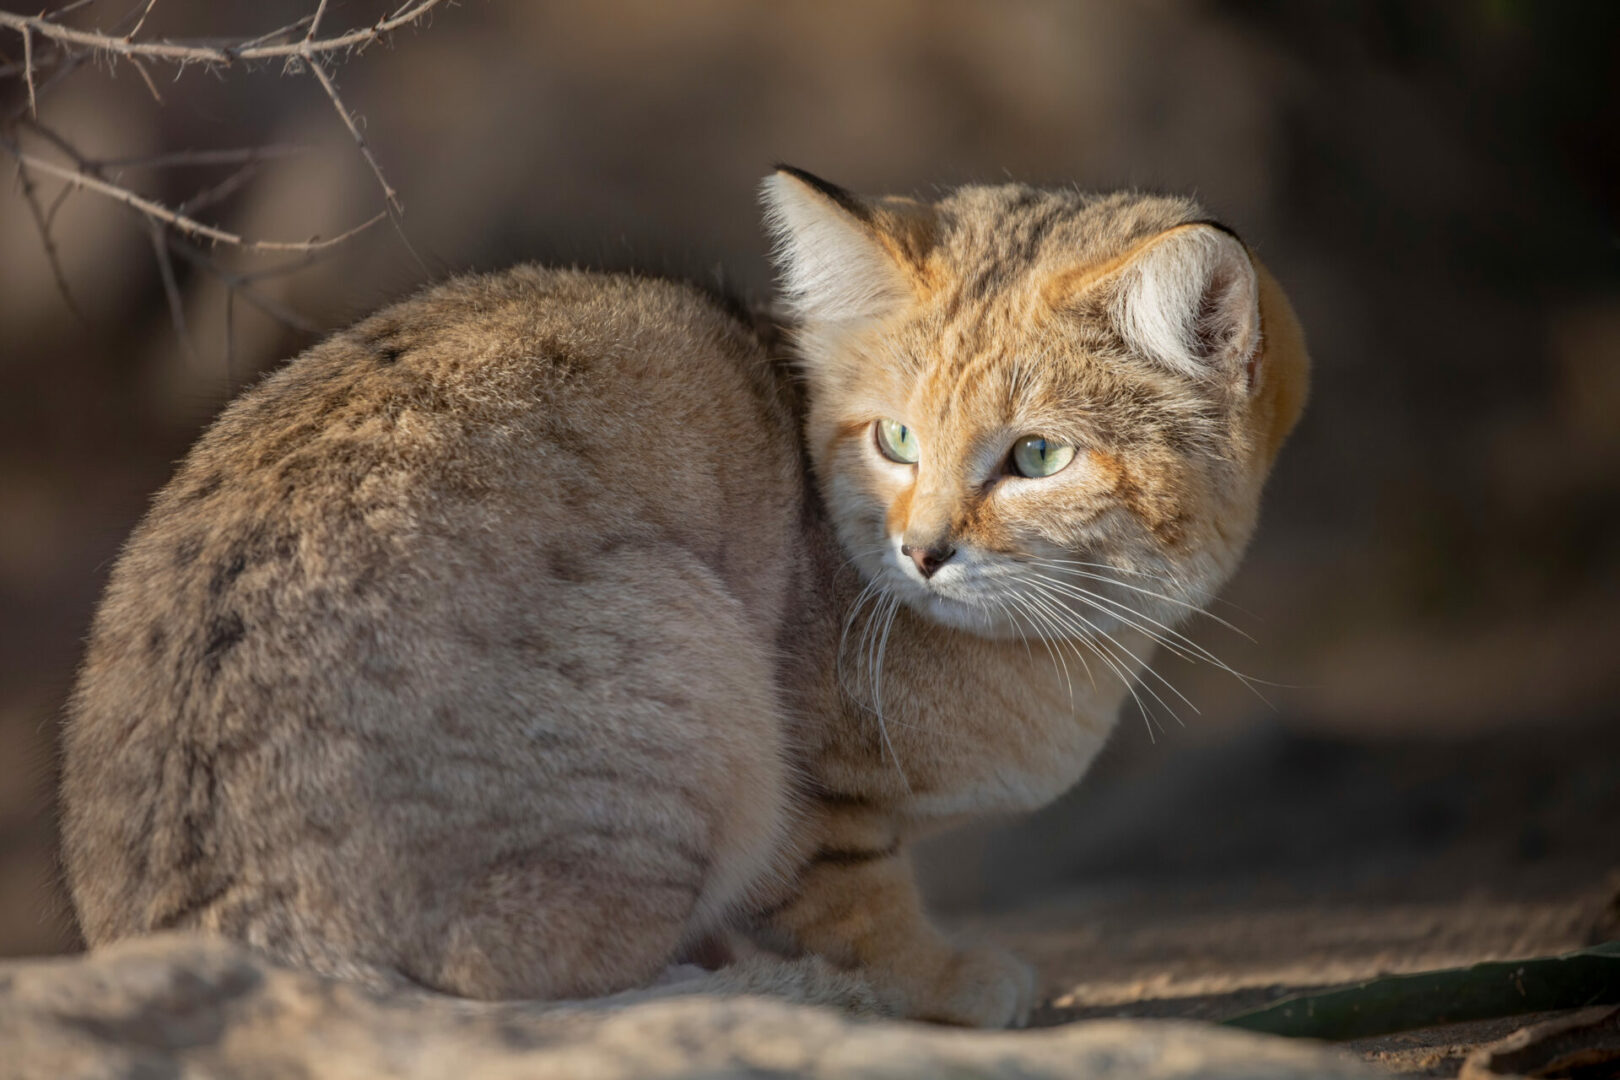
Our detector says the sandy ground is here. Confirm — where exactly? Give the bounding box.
[920,714,1620,1076]
[960,881,1616,1074]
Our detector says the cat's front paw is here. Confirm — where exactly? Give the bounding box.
[917,943,1037,1028]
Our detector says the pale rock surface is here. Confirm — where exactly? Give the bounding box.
[0,933,1378,1079]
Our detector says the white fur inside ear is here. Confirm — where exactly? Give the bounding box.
[1114,226,1260,382]
[760,173,908,324]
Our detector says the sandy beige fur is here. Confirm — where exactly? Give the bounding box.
[61,171,1308,1028]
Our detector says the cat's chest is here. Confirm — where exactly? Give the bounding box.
[792,612,1133,829]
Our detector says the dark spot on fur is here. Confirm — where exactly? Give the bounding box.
[538,338,589,382]
[173,535,205,569]
[376,343,404,365]
[151,874,234,931]
[805,840,901,868]
[145,625,167,658]
[181,472,224,504]
[554,658,590,690]
[813,788,876,809]
[748,891,800,923]
[546,550,590,584]
[202,612,245,675]
[176,744,217,871]
[209,552,249,598]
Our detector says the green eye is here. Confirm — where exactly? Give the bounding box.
[875,419,920,464]
[1011,435,1076,478]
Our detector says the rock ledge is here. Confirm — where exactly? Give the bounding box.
[0,934,1377,1078]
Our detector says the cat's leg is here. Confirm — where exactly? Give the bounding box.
[755,830,1036,1027]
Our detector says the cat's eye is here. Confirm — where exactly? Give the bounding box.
[875,419,920,464]
[1010,435,1076,478]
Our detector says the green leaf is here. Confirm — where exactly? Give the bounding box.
[1221,940,1620,1041]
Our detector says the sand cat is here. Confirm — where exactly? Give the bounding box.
[60,168,1308,1027]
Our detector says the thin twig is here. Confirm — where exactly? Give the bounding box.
[167,237,323,335]
[1,147,386,251]
[1,0,445,370]
[52,0,106,21]
[0,2,449,67]
[233,15,314,54]
[223,286,235,387]
[99,144,306,169]
[304,0,330,43]
[5,46,86,125]
[10,152,83,318]
[304,57,399,214]
[124,0,159,41]
[172,159,266,217]
[21,24,37,117]
[126,53,161,102]
[147,214,194,363]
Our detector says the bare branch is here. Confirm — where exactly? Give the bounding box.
[99,144,307,169]
[0,1,447,372]
[125,0,159,42]
[0,2,449,67]
[167,238,323,336]
[304,0,330,43]
[5,45,86,125]
[127,53,162,103]
[0,146,386,252]
[173,158,266,217]
[223,286,235,385]
[21,24,37,118]
[147,215,194,363]
[51,0,106,21]
[10,152,83,318]
[234,15,314,55]
[305,58,399,214]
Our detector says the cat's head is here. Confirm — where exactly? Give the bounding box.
[762,168,1309,640]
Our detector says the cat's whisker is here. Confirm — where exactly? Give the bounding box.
[834,579,883,704]
[1018,581,1193,732]
[1037,558,1267,621]
[1022,572,1206,666]
[1001,590,1079,709]
[1022,558,1256,642]
[1023,570,1244,676]
[1033,597,1160,743]
[1017,565,1281,701]
[869,593,911,791]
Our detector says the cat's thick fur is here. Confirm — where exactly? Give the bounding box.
[61,171,1308,1027]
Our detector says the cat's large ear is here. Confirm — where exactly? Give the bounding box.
[760,166,929,325]
[1108,224,1262,387]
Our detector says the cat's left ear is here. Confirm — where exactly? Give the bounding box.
[1107,224,1262,389]
[761,165,934,325]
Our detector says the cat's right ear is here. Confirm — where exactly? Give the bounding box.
[761,166,930,325]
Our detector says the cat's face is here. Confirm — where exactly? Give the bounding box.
[763,171,1309,642]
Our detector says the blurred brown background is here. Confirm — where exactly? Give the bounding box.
[3,0,1618,961]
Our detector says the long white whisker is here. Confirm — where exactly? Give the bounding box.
[1022,581,1189,732]
[1023,558,1256,641]
[1003,590,1078,708]
[869,593,910,791]
[1010,587,1094,694]
[1026,570,1235,670]
[1021,567,1278,702]
[1025,589,1158,741]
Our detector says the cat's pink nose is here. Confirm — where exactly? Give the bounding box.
[902,542,955,578]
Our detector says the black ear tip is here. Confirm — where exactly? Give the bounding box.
[769,165,868,221]
[1188,218,1245,244]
